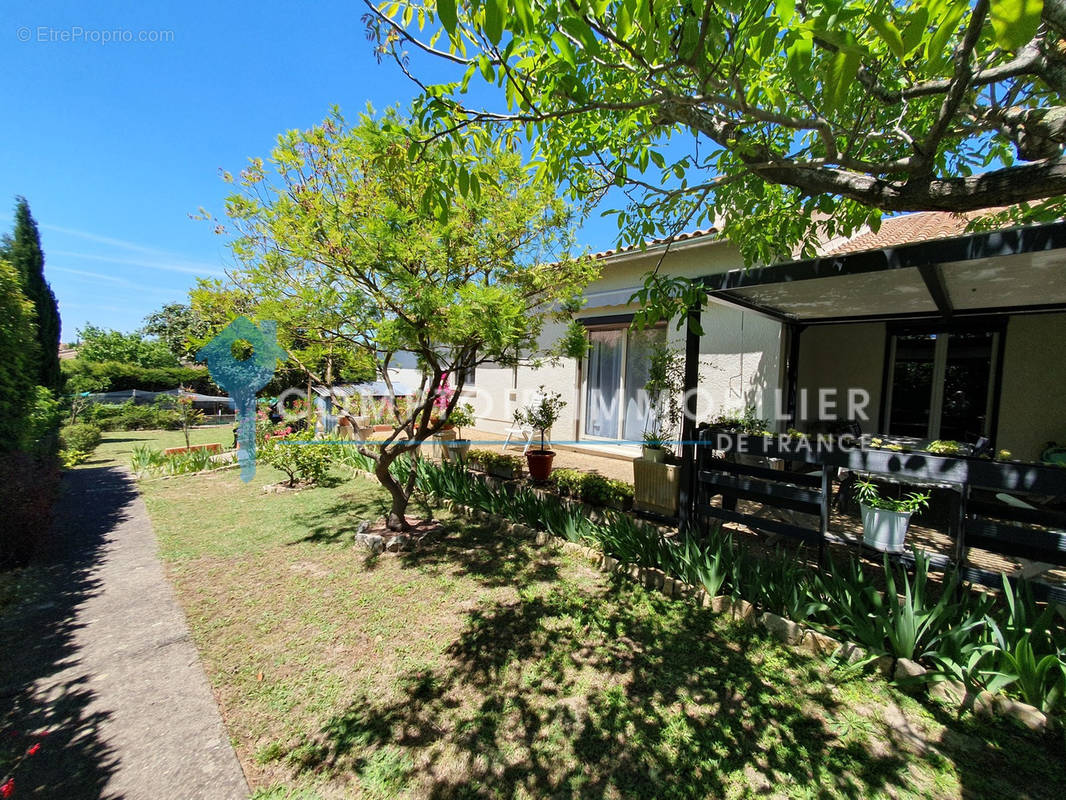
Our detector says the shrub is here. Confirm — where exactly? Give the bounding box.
[0,452,60,568]
[466,449,524,476]
[549,468,583,496]
[60,422,102,454]
[549,469,633,507]
[578,474,634,507]
[259,431,332,486]
[87,401,183,431]
[61,358,217,393]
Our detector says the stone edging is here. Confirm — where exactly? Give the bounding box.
[431,496,1055,733]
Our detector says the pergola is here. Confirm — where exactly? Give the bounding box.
[672,222,1066,599]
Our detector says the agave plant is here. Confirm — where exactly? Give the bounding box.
[985,632,1066,713]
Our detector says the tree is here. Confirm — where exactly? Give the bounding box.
[65,373,109,424]
[369,0,1066,264]
[4,198,61,389]
[157,391,205,449]
[0,258,38,452]
[141,302,211,362]
[75,324,180,368]
[208,108,598,529]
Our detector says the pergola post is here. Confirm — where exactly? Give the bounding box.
[677,301,703,529]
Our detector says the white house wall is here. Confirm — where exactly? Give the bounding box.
[997,313,1066,460]
[698,302,785,425]
[465,237,786,441]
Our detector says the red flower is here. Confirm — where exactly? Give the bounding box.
[26,743,39,756]
[2,777,14,797]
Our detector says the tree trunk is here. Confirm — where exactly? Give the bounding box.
[375,453,412,532]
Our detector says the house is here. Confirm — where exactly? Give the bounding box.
[459,212,1066,465]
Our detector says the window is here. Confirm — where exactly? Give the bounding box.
[884,322,1001,442]
[582,325,666,441]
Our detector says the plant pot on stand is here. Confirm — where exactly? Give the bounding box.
[432,428,457,460]
[855,478,930,554]
[633,457,681,517]
[444,437,471,463]
[441,403,476,464]
[860,504,912,553]
[641,445,667,463]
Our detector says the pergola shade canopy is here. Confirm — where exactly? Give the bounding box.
[706,221,1066,323]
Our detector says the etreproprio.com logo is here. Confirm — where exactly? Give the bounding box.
[197,317,285,482]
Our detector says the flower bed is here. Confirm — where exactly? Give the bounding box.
[380,457,1064,724]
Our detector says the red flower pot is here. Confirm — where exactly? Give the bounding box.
[525,449,555,482]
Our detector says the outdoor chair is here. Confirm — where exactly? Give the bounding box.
[502,423,551,454]
[502,391,551,453]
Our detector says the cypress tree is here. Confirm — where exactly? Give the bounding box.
[8,197,61,391]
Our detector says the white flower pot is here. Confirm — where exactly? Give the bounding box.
[860,503,912,553]
[642,445,667,463]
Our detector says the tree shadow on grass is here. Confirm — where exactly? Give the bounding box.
[291,576,1002,799]
[394,517,561,589]
[0,465,129,799]
[291,491,561,588]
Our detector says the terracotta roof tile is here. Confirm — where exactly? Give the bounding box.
[591,227,718,259]
[825,209,1008,255]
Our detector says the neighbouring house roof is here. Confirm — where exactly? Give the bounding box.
[591,227,719,261]
[312,381,414,399]
[86,389,234,406]
[825,209,1009,256]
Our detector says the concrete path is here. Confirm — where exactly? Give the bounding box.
[0,464,248,799]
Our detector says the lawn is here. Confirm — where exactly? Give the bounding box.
[108,431,1065,799]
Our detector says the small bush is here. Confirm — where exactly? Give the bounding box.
[259,431,332,486]
[466,449,524,475]
[549,468,633,507]
[60,422,102,453]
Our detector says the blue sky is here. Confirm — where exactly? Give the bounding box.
[0,1,622,340]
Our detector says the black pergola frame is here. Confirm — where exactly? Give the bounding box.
[677,219,1066,534]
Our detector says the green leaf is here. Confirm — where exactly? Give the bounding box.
[787,34,813,89]
[825,49,860,113]
[989,0,1043,51]
[437,0,457,36]
[868,14,905,58]
[484,0,505,46]
[900,6,929,55]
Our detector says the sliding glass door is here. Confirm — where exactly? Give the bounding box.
[584,329,623,438]
[583,326,666,441]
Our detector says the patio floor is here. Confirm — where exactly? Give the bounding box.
[719,495,1066,587]
[465,427,637,483]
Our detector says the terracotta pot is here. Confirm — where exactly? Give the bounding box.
[373,424,393,432]
[525,449,555,481]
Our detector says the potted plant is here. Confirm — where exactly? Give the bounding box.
[641,428,669,463]
[855,478,930,553]
[487,452,525,479]
[443,402,475,462]
[514,387,565,481]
